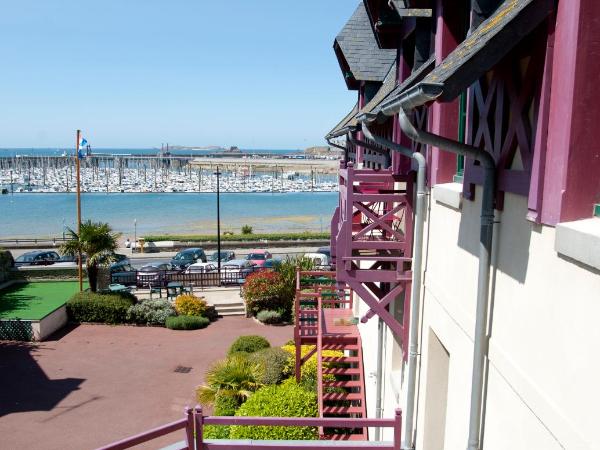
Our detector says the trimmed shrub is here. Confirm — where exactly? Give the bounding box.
[127,299,176,325]
[242,271,286,317]
[203,392,240,440]
[196,354,263,406]
[230,380,318,440]
[165,315,209,330]
[228,335,271,355]
[250,347,291,385]
[214,392,241,415]
[67,291,135,324]
[174,294,208,316]
[204,305,218,322]
[281,344,343,390]
[256,310,283,325]
[241,225,253,235]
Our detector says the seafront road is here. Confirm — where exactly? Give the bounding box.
[7,245,322,268]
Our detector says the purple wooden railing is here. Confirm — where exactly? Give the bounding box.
[98,406,403,450]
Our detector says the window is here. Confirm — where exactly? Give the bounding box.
[455,91,467,182]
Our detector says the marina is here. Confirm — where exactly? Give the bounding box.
[0,153,338,194]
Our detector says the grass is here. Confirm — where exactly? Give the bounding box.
[143,232,330,243]
[0,281,85,320]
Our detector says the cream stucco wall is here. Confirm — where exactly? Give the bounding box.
[356,185,600,448]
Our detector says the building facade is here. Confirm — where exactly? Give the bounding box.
[327,0,600,449]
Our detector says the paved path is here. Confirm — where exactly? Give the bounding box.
[0,320,292,450]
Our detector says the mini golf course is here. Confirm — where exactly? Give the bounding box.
[0,281,83,340]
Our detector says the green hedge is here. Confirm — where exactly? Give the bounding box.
[230,380,318,440]
[256,310,283,325]
[165,315,210,330]
[228,335,271,355]
[203,392,239,439]
[142,232,330,243]
[250,347,291,385]
[67,292,136,324]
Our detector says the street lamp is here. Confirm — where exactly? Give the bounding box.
[214,167,222,276]
[134,218,137,254]
[62,218,66,241]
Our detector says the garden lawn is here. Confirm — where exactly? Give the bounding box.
[0,281,84,320]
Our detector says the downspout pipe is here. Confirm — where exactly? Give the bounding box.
[361,123,426,450]
[374,317,385,441]
[390,83,496,450]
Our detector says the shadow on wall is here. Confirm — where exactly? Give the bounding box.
[457,190,532,284]
[0,341,85,417]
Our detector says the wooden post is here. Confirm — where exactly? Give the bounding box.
[194,406,204,449]
[185,407,194,449]
[75,130,83,292]
[393,408,403,449]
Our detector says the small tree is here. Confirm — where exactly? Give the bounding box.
[61,220,120,292]
[275,256,314,320]
[241,224,253,235]
[196,354,263,406]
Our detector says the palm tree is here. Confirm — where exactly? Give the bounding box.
[61,220,120,292]
[196,354,263,406]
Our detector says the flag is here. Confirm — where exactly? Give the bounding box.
[78,137,88,159]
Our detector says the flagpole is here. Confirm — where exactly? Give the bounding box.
[76,129,83,292]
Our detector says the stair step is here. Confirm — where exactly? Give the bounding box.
[323,367,361,375]
[323,406,364,415]
[214,305,245,311]
[321,433,366,441]
[323,392,363,401]
[322,380,362,388]
[322,345,359,352]
[321,356,359,363]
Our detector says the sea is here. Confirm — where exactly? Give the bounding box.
[0,192,338,238]
[0,147,338,238]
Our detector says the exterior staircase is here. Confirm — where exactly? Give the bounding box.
[334,163,414,359]
[294,271,367,441]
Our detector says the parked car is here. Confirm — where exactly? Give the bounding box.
[185,262,218,274]
[137,262,179,287]
[110,261,138,285]
[220,259,258,284]
[209,250,236,263]
[317,246,331,259]
[245,250,272,267]
[170,248,207,269]
[14,250,60,267]
[304,252,330,268]
[261,258,282,270]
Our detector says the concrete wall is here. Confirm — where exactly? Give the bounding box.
[356,185,600,448]
[32,306,67,341]
[412,187,600,449]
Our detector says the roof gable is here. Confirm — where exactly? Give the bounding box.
[334,3,397,90]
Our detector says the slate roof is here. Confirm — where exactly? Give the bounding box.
[334,3,397,87]
[368,55,435,118]
[326,103,359,139]
[358,63,397,118]
[380,0,554,109]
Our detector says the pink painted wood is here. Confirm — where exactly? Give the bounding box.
[540,0,600,224]
[99,408,403,450]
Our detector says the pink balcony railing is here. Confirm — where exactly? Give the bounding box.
[98,406,403,450]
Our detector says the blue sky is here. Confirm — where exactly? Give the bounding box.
[0,0,359,149]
